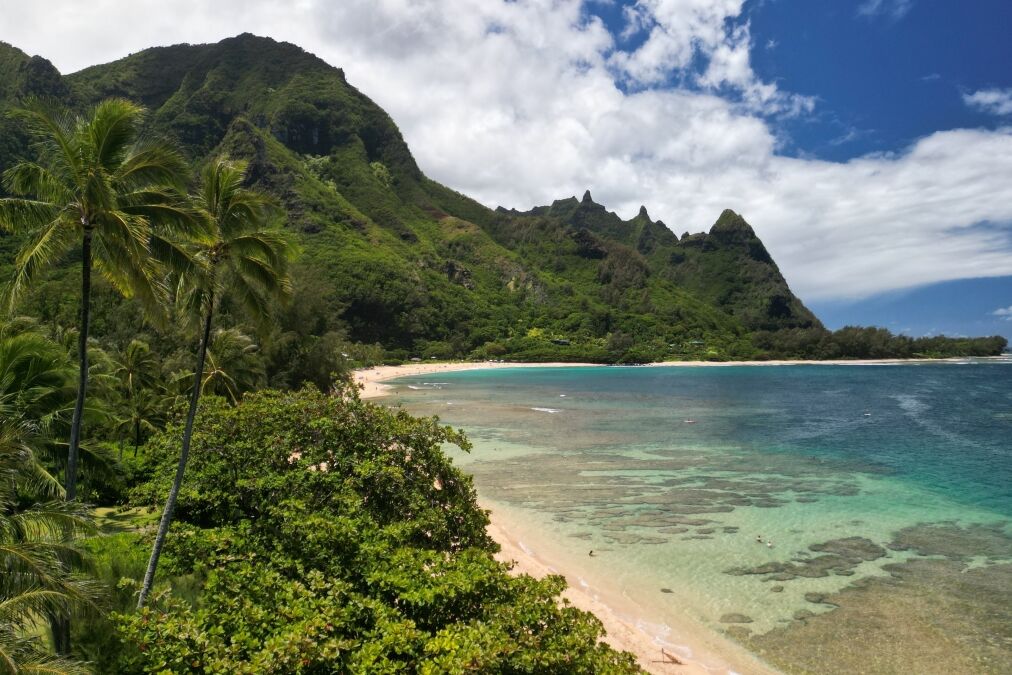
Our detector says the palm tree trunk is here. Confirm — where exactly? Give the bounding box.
[137,296,214,609]
[52,228,93,655]
[66,228,92,501]
[51,616,70,656]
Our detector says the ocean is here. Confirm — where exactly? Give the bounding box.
[389,361,1012,674]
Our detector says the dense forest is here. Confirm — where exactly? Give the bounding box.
[0,33,1005,672]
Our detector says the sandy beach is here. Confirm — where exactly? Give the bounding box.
[355,356,993,674]
[486,505,780,675]
[355,357,969,400]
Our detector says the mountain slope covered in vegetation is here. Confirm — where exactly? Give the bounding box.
[0,34,1004,364]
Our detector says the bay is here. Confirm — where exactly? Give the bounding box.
[390,361,1012,674]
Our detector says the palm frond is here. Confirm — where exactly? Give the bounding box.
[2,163,74,205]
[115,137,189,190]
[8,100,82,185]
[0,197,63,236]
[4,217,77,313]
[88,98,145,175]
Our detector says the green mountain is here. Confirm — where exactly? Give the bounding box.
[0,35,1004,364]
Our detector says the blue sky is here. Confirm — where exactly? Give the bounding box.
[746,0,1012,161]
[812,277,1012,341]
[586,1,1012,160]
[7,0,1012,342]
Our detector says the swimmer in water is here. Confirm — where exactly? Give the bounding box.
[756,535,763,543]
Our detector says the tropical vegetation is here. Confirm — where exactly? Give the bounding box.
[137,157,293,608]
[0,32,1005,673]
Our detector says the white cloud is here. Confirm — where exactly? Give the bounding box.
[857,0,914,21]
[993,306,1012,320]
[608,1,812,115]
[963,88,1012,116]
[3,0,1012,304]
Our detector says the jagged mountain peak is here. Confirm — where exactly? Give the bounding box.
[0,33,825,359]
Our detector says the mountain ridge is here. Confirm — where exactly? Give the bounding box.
[0,34,1004,363]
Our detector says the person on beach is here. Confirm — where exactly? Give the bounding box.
[589,550,595,557]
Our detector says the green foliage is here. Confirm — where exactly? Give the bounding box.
[751,326,1007,360]
[0,328,98,673]
[113,387,640,672]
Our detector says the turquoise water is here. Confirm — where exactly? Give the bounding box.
[390,362,1012,674]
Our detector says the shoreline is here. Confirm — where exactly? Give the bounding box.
[354,356,996,400]
[356,356,1003,673]
[358,359,788,673]
[486,503,778,675]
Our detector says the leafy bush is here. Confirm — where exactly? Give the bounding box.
[115,386,640,672]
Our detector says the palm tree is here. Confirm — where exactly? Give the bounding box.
[137,157,293,608]
[0,98,191,502]
[0,330,98,672]
[174,327,265,405]
[111,340,163,454]
[0,323,76,495]
[0,413,98,673]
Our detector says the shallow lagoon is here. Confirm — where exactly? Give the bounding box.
[391,362,1012,674]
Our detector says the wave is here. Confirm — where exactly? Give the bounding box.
[531,407,562,413]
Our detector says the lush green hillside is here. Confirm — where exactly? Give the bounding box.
[0,34,1004,363]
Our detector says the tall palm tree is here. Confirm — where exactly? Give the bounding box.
[137,157,293,608]
[0,98,191,502]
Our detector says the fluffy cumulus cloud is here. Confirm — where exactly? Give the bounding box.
[993,306,1012,320]
[5,0,1012,301]
[963,88,1012,116]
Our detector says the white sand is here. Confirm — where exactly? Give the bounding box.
[355,357,968,400]
[355,361,598,399]
[487,506,778,674]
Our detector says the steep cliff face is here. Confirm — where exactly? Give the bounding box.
[503,196,820,333]
[668,209,821,331]
[0,34,820,360]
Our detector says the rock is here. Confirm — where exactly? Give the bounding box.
[793,609,815,621]
[770,585,784,593]
[660,588,674,594]
[719,613,754,624]
[724,626,752,640]
[809,536,886,561]
[805,592,827,604]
